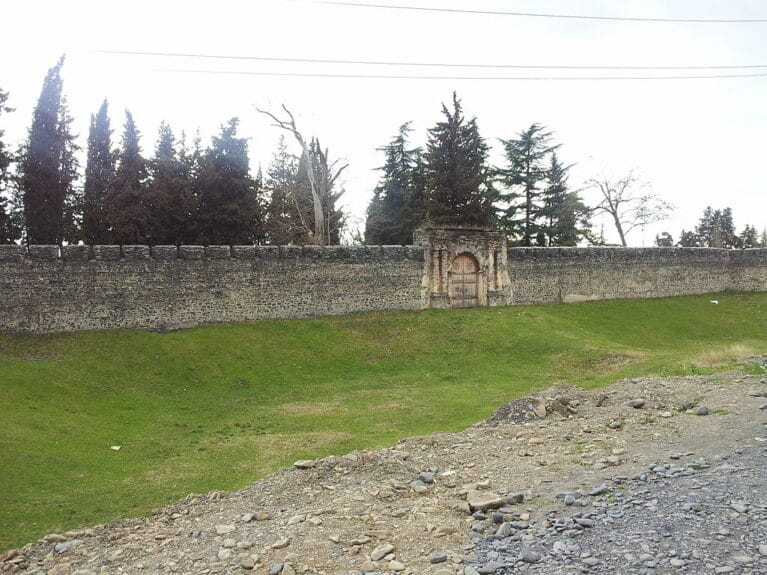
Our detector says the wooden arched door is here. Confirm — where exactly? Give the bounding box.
[449,253,479,308]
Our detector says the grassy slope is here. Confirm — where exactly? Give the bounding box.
[1,292,765,549]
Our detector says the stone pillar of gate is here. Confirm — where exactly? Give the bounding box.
[414,226,512,309]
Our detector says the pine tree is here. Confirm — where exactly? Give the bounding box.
[197,118,263,245]
[694,206,738,248]
[83,99,115,244]
[760,228,767,248]
[677,229,701,247]
[18,56,80,244]
[424,93,493,227]
[106,110,148,244]
[146,122,199,245]
[537,152,590,246]
[499,123,560,245]
[719,207,737,248]
[365,123,423,244]
[0,87,20,244]
[178,131,203,244]
[739,224,759,248]
[264,137,303,244]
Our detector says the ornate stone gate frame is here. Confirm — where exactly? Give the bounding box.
[415,226,512,309]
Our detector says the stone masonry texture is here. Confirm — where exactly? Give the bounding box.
[0,241,765,333]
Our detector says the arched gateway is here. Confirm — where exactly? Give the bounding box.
[449,253,479,308]
[414,226,512,310]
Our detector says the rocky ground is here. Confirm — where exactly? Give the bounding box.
[3,363,767,575]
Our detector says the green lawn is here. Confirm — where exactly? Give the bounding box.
[1,292,765,550]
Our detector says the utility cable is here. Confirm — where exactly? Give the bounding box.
[95,50,767,71]
[296,0,767,24]
[142,67,767,81]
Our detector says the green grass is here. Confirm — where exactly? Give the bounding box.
[1,292,765,550]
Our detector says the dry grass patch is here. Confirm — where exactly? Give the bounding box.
[692,343,761,369]
[278,401,349,417]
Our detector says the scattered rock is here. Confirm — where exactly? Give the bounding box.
[520,549,541,563]
[466,490,505,511]
[293,460,316,469]
[429,551,448,564]
[215,524,236,535]
[53,540,83,554]
[626,399,646,409]
[370,543,395,561]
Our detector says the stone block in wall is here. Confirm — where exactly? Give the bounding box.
[179,246,205,260]
[122,245,151,260]
[0,245,24,261]
[231,245,257,259]
[152,245,178,260]
[93,245,121,260]
[405,246,425,262]
[28,245,58,260]
[255,246,279,260]
[347,245,376,261]
[320,246,351,260]
[205,245,231,259]
[301,245,324,259]
[61,245,91,261]
[380,246,409,261]
[280,245,303,259]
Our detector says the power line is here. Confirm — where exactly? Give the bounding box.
[142,67,767,81]
[96,50,767,71]
[299,1,767,24]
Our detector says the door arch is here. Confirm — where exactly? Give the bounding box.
[449,253,479,308]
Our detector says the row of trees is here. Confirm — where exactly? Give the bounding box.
[1,60,764,248]
[656,206,766,248]
[364,95,678,247]
[0,58,346,246]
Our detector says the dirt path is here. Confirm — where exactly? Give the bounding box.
[3,369,767,575]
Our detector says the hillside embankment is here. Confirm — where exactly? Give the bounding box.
[4,364,766,574]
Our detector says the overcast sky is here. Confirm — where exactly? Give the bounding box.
[2,0,766,245]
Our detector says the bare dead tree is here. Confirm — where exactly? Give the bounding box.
[256,105,347,245]
[587,170,674,246]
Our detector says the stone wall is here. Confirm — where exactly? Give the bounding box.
[505,247,767,305]
[0,244,425,332]
[0,242,765,333]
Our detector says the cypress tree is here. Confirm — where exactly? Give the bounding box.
[18,56,80,244]
[197,118,263,245]
[0,87,20,244]
[146,122,199,245]
[499,123,560,246]
[424,93,493,227]
[106,110,148,244]
[83,99,115,244]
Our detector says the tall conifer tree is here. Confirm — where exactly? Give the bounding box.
[538,152,591,245]
[146,122,199,244]
[106,110,148,244]
[265,137,303,245]
[18,56,79,244]
[365,123,423,244]
[424,93,493,227]
[83,99,115,244]
[499,123,560,245]
[0,87,20,243]
[197,118,263,244]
